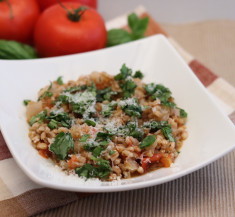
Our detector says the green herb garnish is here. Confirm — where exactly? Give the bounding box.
[46,111,72,129]
[107,13,149,47]
[57,76,63,85]
[0,40,38,59]
[84,119,96,127]
[95,132,113,141]
[75,164,98,179]
[38,82,53,101]
[49,132,74,160]
[96,87,117,102]
[23,99,31,106]
[120,98,142,117]
[101,101,117,117]
[143,120,175,142]
[109,150,116,155]
[139,135,156,149]
[178,108,187,118]
[29,110,47,126]
[145,83,175,108]
[114,64,132,81]
[91,157,111,179]
[133,70,143,79]
[79,134,91,142]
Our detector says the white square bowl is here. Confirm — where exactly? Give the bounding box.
[0,35,234,192]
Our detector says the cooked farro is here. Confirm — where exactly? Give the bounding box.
[26,64,188,181]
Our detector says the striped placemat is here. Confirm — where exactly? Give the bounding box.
[1,6,234,217]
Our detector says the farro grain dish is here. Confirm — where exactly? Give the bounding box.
[26,64,188,181]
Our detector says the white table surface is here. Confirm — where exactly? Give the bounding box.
[98,0,235,23]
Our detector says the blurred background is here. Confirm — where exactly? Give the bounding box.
[99,0,235,22]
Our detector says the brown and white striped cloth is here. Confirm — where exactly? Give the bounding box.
[0,6,234,217]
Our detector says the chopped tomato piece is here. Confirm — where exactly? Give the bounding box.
[68,155,79,169]
[141,153,163,171]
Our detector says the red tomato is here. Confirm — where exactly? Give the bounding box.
[0,0,40,44]
[37,0,97,11]
[34,3,107,57]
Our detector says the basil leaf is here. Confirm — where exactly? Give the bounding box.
[23,99,31,106]
[133,70,144,79]
[79,134,91,142]
[145,83,175,108]
[75,164,98,179]
[95,132,113,141]
[57,76,63,85]
[114,64,132,81]
[178,108,188,118]
[139,135,156,149]
[161,126,175,142]
[120,98,142,118]
[63,85,87,93]
[38,82,53,101]
[49,132,74,160]
[29,110,47,126]
[143,120,175,142]
[0,40,38,59]
[92,146,103,157]
[109,150,116,155]
[48,119,58,129]
[84,119,96,127]
[128,13,149,40]
[46,111,72,128]
[96,87,117,102]
[121,79,137,98]
[107,29,132,47]
[91,157,111,179]
[101,102,117,117]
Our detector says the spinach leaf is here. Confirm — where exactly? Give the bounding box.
[139,135,156,149]
[0,40,38,59]
[49,132,74,160]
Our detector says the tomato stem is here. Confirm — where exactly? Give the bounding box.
[57,0,87,22]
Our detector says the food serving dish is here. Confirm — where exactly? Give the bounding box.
[0,35,234,192]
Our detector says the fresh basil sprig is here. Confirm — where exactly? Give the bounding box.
[107,13,149,47]
[0,40,38,59]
